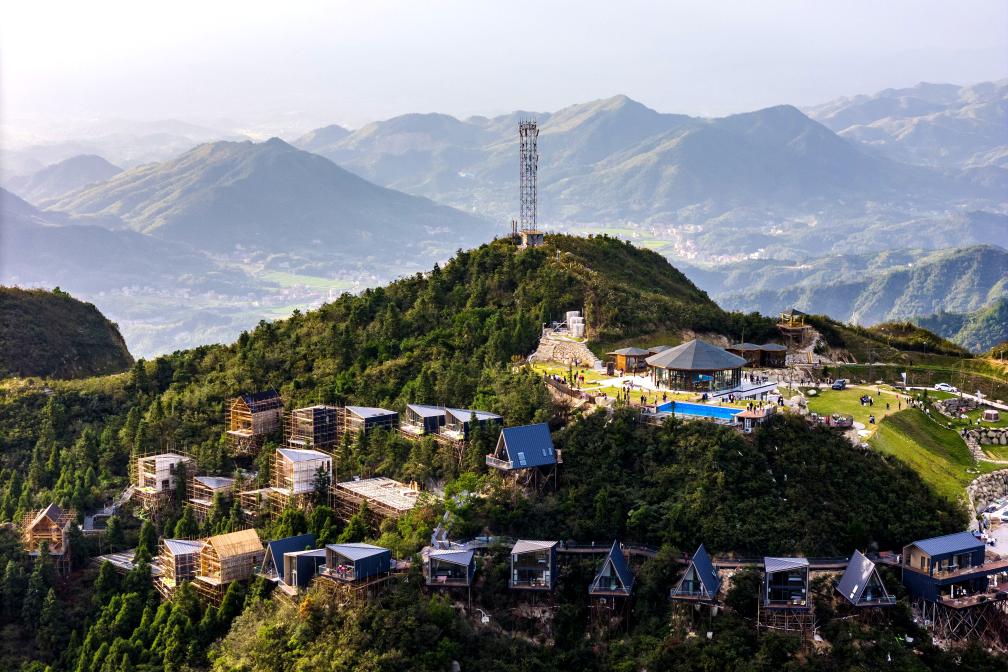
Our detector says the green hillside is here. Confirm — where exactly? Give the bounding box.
[0,286,133,379]
[915,297,1008,353]
[0,234,1000,672]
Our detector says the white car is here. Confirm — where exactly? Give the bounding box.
[935,383,959,393]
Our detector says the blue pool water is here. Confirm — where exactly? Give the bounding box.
[656,401,741,422]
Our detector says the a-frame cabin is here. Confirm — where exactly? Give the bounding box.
[670,544,721,604]
[836,550,895,608]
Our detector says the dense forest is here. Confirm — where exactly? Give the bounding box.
[0,286,134,379]
[0,235,1001,671]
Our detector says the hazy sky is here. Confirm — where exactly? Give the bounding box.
[2,0,1006,137]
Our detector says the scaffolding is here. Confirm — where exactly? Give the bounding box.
[22,503,75,577]
[186,473,240,520]
[340,406,399,437]
[915,596,1008,646]
[332,477,425,523]
[131,450,194,518]
[154,538,204,600]
[285,405,340,452]
[226,391,283,456]
[194,528,264,605]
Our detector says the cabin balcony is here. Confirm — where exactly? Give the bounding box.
[485,455,511,470]
[903,557,1008,581]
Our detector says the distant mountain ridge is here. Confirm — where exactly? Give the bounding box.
[43,137,493,260]
[913,298,1008,354]
[805,80,1008,169]
[293,90,1005,260]
[714,245,1008,333]
[5,154,122,205]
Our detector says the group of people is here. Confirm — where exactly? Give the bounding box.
[744,373,770,385]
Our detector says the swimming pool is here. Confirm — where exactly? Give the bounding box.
[656,401,742,422]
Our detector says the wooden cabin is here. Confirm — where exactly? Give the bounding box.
[196,528,264,590]
[836,550,895,607]
[23,503,75,576]
[343,406,398,436]
[670,544,721,604]
[607,347,650,373]
[226,391,283,454]
[778,309,813,348]
[323,543,392,583]
[486,423,561,489]
[509,540,558,591]
[425,549,475,588]
[442,407,502,441]
[401,404,446,437]
[286,405,340,450]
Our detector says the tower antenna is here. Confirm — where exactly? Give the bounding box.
[516,119,544,249]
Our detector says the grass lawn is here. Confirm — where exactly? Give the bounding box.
[869,409,1000,502]
[806,387,900,435]
[985,444,1008,460]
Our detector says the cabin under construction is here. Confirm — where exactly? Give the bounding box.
[154,538,204,599]
[285,405,340,451]
[332,476,425,523]
[759,557,814,632]
[194,528,265,604]
[341,405,398,436]
[400,404,446,438]
[187,474,237,519]
[226,391,283,455]
[132,451,194,516]
[22,503,75,576]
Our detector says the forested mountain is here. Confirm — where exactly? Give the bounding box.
[914,298,1008,353]
[0,286,133,379]
[714,245,1008,332]
[806,80,1008,169]
[43,137,492,258]
[0,233,987,671]
[5,154,122,205]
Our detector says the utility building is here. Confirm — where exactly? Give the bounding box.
[509,540,559,591]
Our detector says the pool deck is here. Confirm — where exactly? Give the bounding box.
[594,374,779,400]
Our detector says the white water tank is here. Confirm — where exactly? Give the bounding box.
[566,310,581,323]
[571,323,586,338]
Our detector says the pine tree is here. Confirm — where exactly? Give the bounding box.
[22,553,51,633]
[136,520,158,563]
[173,506,199,539]
[36,587,61,654]
[1,559,26,622]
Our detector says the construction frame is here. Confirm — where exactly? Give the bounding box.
[130,450,194,519]
[226,391,283,456]
[332,477,425,524]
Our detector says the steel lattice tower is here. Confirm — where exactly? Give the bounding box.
[518,120,539,233]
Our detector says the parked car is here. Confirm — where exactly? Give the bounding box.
[831,379,847,390]
[935,383,959,393]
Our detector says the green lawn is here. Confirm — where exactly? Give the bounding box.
[806,387,899,434]
[985,444,1008,460]
[869,409,999,501]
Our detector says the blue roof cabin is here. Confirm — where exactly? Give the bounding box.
[343,406,398,435]
[900,531,998,603]
[510,540,559,591]
[763,557,810,610]
[323,543,392,583]
[836,550,895,607]
[401,404,446,437]
[442,408,502,441]
[425,548,476,588]
[283,549,326,590]
[589,542,635,597]
[486,423,561,488]
[260,533,316,582]
[670,544,721,603]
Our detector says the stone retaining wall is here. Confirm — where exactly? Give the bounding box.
[530,334,601,368]
[965,428,1008,446]
[968,469,1008,515]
